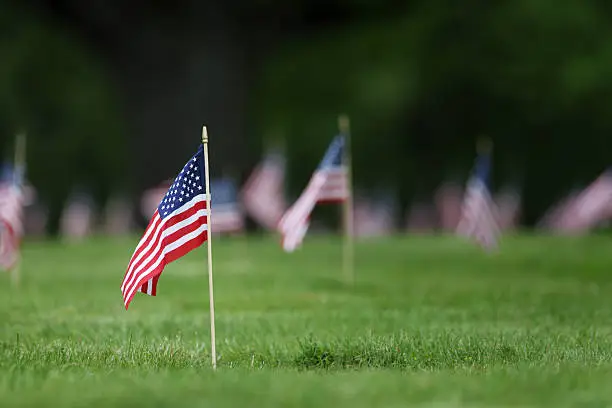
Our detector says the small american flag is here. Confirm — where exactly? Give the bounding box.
[59,190,95,240]
[0,163,24,271]
[456,153,499,249]
[121,145,208,309]
[547,170,612,233]
[211,178,244,234]
[354,191,396,238]
[434,181,463,231]
[537,189,580,231]
[241,149,286,231]
[241,151,287,231]
[278,135,348,252]
[494,186,521,231]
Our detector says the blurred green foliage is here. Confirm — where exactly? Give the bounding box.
[0,4,125,233]
[2,0,612,229]
[255,0,612,222]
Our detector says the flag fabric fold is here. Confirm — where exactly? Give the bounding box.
[121,145,209,309]
[278,136,348,252]
[456,152,500,249]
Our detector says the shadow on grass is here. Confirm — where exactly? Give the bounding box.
[293,335,528,370]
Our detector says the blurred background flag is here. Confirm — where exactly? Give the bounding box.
[103,194,134,236]
[59,187,96,241]
[494,186,522,232]
[210,177,244,235]
[278,135,348,252]
[546,170,612,234]
[241,148,286,231]
[121,145,209,309]
[354,189,397,238]
[434,181,463,232]
[456,143,500,250]
[537,188,581,231]
[0,161,25,271]
[140,180,173,221]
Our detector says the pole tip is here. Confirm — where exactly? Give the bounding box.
[477,136,492,155]
[202,126,208,144]
[338,115,350,134]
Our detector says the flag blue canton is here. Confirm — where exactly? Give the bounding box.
[157,145,206,219]
[474,153,491,186]
[0,162,24,186]
[317,135,345,169]
[0,163,13,182]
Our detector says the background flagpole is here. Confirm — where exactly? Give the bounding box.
[339,115,354,285]
[201,126,217,370]
[12,132,26,288]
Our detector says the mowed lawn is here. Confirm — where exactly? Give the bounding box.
[1,233,612,407]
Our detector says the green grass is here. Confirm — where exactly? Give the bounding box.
[2,233,612,407]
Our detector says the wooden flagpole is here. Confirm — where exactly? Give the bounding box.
[12,132,26,288]
[201,126,217,369]
[339,115,354,285]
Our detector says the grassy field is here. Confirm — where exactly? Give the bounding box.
[1,233,612,407]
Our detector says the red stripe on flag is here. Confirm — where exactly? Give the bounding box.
[122,205,207,305]
[124,223,208,308]
[121,197,208,309]
[121,200,206,293]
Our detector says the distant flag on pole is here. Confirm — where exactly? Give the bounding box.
[354,190,396,238]
[494,186,522,231]
[121,145,209,309]
[434,181,463,231]
[456,149,499,249]
[241,149,286,231]
[536,188,580,231]
[103,195,134,236]
[0,162,24,271]
[210,178,244,234]
[59,189,95,241]
[278,136,348,252]
[140,180,173,220]
[546,170,612,233]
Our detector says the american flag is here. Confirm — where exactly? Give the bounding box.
[210,178,244,234]
[241,149,286,231]
[354,191,396,238]
[121,145,208,309]
[434,181,464,231]
[545,170,612,233]
[278,135,348,252]
[456,152,499,249]
[0,163,24,271]
[59,190,95,240]
[536,189,580,231]
[494,186,521,231]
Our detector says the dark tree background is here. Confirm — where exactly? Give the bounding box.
[1,0,612,233]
